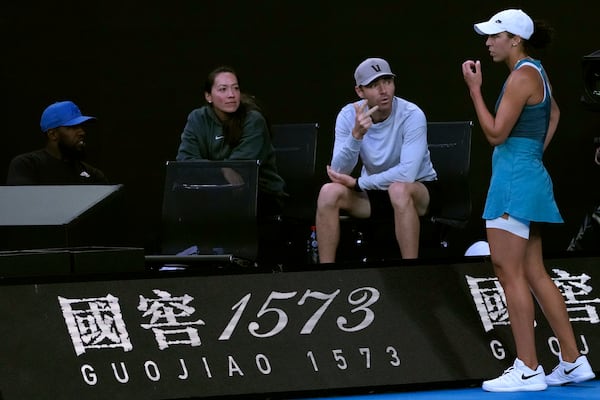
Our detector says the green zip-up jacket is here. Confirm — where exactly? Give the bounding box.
[176,105,286,196]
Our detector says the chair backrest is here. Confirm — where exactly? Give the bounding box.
[161,160,259,260]
[271,123,319,181]
[427,121,473,227]
[271,123,319,219]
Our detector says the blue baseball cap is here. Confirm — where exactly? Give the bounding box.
[40,101,96,132]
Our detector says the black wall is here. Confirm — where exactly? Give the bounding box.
[2,1,599,255]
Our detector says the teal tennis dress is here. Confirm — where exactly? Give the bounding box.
[482,59,563,224]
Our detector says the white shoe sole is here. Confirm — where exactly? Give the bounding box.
[547,372,596,386]
[482,383,547,392]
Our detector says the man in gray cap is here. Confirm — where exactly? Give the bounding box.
[6,100,108,185]
[316,57,437,262]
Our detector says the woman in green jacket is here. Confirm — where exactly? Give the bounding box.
[176,66,286,217]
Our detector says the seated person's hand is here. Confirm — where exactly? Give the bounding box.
[326,165,354,188]
[221,167,244,185]
[352,101,379,139]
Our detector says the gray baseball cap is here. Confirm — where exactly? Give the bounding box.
[354,58,395,86]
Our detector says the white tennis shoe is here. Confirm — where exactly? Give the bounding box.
[546,354,595,386]
[482,358,547,392]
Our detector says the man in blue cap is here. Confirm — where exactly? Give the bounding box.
[6,101,108,184]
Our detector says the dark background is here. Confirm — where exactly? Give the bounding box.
[1,1,599,256]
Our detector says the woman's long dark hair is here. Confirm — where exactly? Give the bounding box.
[204,66,268,148]
[508,20,555,55]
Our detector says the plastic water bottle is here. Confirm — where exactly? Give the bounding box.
[354,230,368,263]
[306,225,319,264]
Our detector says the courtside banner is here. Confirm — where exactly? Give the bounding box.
[0,257,598,399]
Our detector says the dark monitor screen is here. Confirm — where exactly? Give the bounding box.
[161,160,259,260]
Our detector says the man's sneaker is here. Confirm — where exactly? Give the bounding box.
[546,354,596,385]
[482,358,548,392]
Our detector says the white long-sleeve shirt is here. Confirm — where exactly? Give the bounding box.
[331,96,437,190]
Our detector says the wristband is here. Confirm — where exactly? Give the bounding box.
[354,178,363,192]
